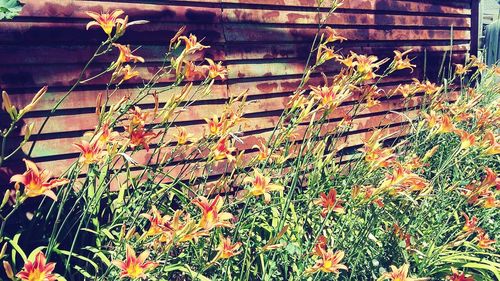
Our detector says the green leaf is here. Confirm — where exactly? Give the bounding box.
[0,0,23,20]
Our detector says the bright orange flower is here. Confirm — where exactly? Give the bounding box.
[447,268,475,281]
[422,110,438,129]
[182,61,205,80]
[192,195,233,230]
[205,115,225,135]
[141,205,170,237]
[454,129,475,150]
[475,231,496,250]
[128,127,159,152]
[173,127,194,145]
[414,79,441,96]
[16,252,57,281]
[314,189,345,217]
[115,64,140,82]
[112,245,158,279]
[10,159,69,201]
[243,169,284,203]
[211,234,242,263]
[211,136,236,162]
[461,212,478,234]
[306,249,348,275]
[252,141,270,162]
[436,115,455,134]
[455,64,470,76]
[112,43,145,68]
[393,49,415,71]
[317,45,341,63]
[359,130,396,170]
[323,26,346,43]
[74,139,105,165]
[395,84,418,98]
[354,54,382,80]
[204,58,227,80]
[379,264,427,281]
[85,10,125,36]
[481,130,500,155]
[312,235,328,256]
[380,164,429,194]
[310,83,350,109]
[178,34,209,55]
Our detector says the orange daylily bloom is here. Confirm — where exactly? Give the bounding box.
[455,64,470,76]
[16,252,57,281]
[354,54,382,80]
[359,130,396,170]
[74,139,106,165]
[310,84,347,109]
[461,212,479,234]
[481,130,500,155]
[10,159,69,201]
[313,189,345,217]
[182,61,205,80]
[393,49,415,71]
[128,127,159,152]
[141,205,170,237]
[436,115,455,134]
[252,141,274,162]
[85,9,125,36]
[127,106,152,128]
[475,231,496,250]
[454,129,476,150]
[414,79,441,96]
[306,249,348,275]
[192,195,233,230]
[323,26,346,43]
[380,164,429,194]
[211,136,236,162]
[395,84,418,98]
[173,127,194,145]
[204,58,227,80]
[210,234,242,263]
[243,169,284,203]
[112,244,158,279]
[379,264,427,281]
[447,268,475,281]
[317,45,341,63]
[205,115,225,135]
[114,64,140,82]
[178,34,209,55]
[112,43,145,68]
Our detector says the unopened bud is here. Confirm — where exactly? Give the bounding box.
[3,261,14,280]
[1,190,10,209]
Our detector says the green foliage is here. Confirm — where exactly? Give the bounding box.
[0,0,23,20]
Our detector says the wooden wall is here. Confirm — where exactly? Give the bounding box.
[0,0,475,179]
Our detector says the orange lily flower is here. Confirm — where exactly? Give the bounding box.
[395,84,418,98]
[436,115,455,134]
[211,136,236,162]
[205,115,225,135]
[112,43,145,68]
[447,268,475,281]
[461,212,479,234]
[393,49,415,72]
[204,58,227,80]
[192,195,233,230]
[481,130,500,155]
[454,129,475,150]
[455,64,470,76]
[378,264,428,281]
[252,141,270,162]
[178,34,209,55]
[414,79,441,96]
[173,127,194,145]
[114,64,140,82]
[305,249,348,275]
[210,234,242,263]
[243,169,284,203]
[128,127,159,152]
[475,231,496,250]
[359,130,396,170]
[310,84,344,109]
[141,205,170,237]
[313,189,345,217]
[85,10,125,36]
[112,244,158,279]
[74,139,105,165]
[16,252,57,281]
[323,27,346,43]
[10,159,69,201]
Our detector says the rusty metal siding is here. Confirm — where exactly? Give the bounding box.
[0,0,474,177]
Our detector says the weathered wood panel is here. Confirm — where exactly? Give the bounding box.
[0,0,474,179]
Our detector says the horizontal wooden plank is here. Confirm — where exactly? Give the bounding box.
[223,25,470,42]
[19,0,222,23]
[222,0,471,14]
[223,9,471,27]
[0,22,223,44]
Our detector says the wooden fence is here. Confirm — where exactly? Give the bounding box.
[0,0,477,181]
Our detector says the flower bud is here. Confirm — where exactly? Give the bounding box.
[3,261,14,280]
